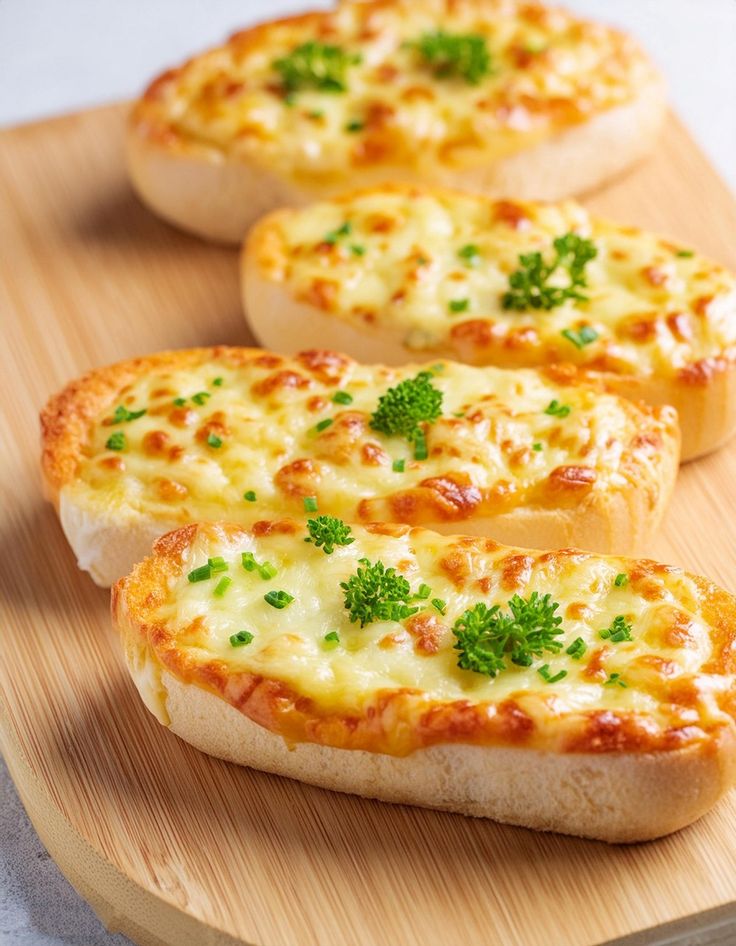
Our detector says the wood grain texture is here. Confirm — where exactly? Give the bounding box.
[1,104,736,946]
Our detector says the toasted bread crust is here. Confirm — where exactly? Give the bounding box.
[112,520,736,842]
[127,0,665,242]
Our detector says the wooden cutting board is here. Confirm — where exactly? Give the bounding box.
[2,104,736,946]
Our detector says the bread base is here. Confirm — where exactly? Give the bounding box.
[127,82,665,244]
[143,665,731,844]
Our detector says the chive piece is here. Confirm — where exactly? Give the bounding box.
[345,120,364,132]
[537,664,568,684]
[212,377,223,386]
[415,583,432,600]
[308,109,325,119]
[213,576,232,597]
[192,391,211,405]
[676,249,694,258]
[332,390,353,405]
[458,244,481,267]
[242,552,258,572]
[349,244,366,256]
[105,431,126,451]
[413,430,428,461]
[303,496,318,513]
[208,556,228,573]
[392,458,406,472]
[173,397,187,407]
[614,573,628,587]
[561,326,598,349]
[230,630,254,647]
[566,637,586,660]
[258,562,278,581]
[532,442,543,452]
[604,672,628,688]
[243,490,257,502]
[324,221,352,244]
[544,399,571,418]
[264,590,294,609]
[448,298,470,313]
[600,615,633,643]
[323,630,340,648]
[187,564,212,583]
[314,418,334,433]
[207,433,223,448]
[453,411,465,418]
[432,598,447,615]
[112,405,146,424]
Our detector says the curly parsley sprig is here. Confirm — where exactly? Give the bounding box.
[412,31,492,85]
[273,41,361,95]
[370,371,443,460]
[305,516,354,555]
[341,558,420,627]
[453,592,564,677]
[502,232,597,311]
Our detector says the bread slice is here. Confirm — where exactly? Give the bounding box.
[112,518,736,842]
[127,0,665,243]
[243,185,736,460]
[40,347,679,586]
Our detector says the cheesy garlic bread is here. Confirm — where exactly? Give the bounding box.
[41,347,678,585]
[128,0,665,242]
[244,186,736,459]
[113,518,736,842]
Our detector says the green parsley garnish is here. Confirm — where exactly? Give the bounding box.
[561,326,599,349]
[537,664,568,684]
[432,598,447,615]
[207,433,223,448]
[452,592,563,677]
[213,576,232,597]
[341,558,419,627]
[370,370,443,461]
[303,496,318,513]
[345,119,364,132]
[448,298,470,313]
[614,573,628,587]
[105,431,126,451]
[676,249,694,258]
[412,31,491,85]
[187,564,212,583]
[566,637,586,660]
[242,552,277,580]
[111,405,146,424]
[323,630,340,649]
[243,490,257,502]
[191,391,211,406]
[349,244,366,256]
[264,590,294,610]
[313,418,334,434]
[208,556,228,573]
[173,397,187,407]
[392,458,406,472]
[458,244,481,267]
[544,399,571,418]
[600,615,633,643]
[273,41,360,94]
[332,390,353,405]
[305,515,354,554]
[503,233,597,311]
[604,672,628,688]
[230,630,254,648]
[212,377,223,386]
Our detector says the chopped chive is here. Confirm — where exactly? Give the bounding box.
[324,221,352,244]
[242,552,258,572]
[112,405,146,424]
[192,391,211,405]
[213,576,232,597]
[392,458,406,472]
[230,630,254,647]
[537,664,568,684]
[452,411,465,418]
[212,377,224,386]
[566,637,586,660]
[105,431,126,451]
[345,119,364,132]
[187,564,211,583]
[314,418,334,433]
[614,573,628,587]
[243,490,257,502]
[173,397,187,407]
[532,442,543,451]
[561,326,598,349]
[604,672,628,688]
[544,399,571,418]
[207,433,223,448]
[258,562,278,581]
[413,430,428,461]
[303,496,319,513]
[308,109,324,119]
[332,390,353,405]
[431,598,447,615]
[600,615,633,643]
[208,556,228,573]
[323,630,340,648]
[349,244,366,256]
[264,590,294,609]
[415,583,432,600]
[448,298,470,313]
[676,249,694,258]
[458,244,481,267]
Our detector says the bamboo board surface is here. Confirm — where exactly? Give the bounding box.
[2,104,736,946]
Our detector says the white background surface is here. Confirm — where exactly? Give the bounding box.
[1,2,735,944]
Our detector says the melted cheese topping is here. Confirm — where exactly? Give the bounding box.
[69,351,670,528]
[137,0,657,178]
[147,521,735,752]
[256,190,736,377]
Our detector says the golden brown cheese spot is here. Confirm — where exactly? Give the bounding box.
[251,519,301,537]
[196,414,230,446]
[641,265,668,287]
[417,473,482,520]
[296,348,350,384]
[156,478,188,501]
[405,612,444,656]
[499,553,534,592]
[169,407,198,428]
[566,601,594,622]
[438,549,472,589]
[274,458,323,498]
[142,430,171,457]
[361,442,389,466]
[98,456,125,472]
[678,357,728,386]
[546,465,597,494]
[251,369,311,398]
[494,200,532,230]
